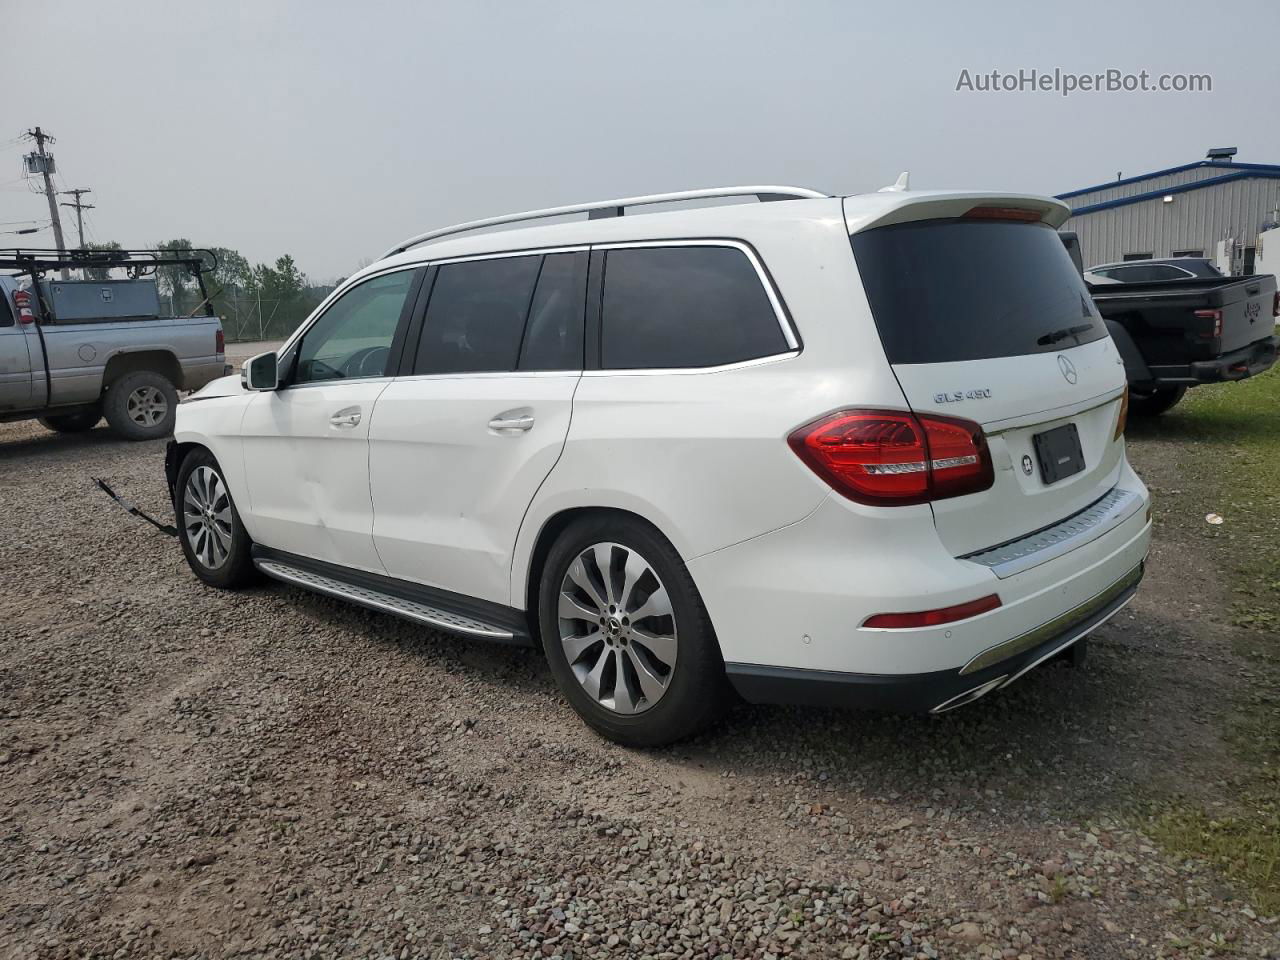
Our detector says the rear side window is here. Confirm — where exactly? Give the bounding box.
[413,253,587,374]
[0,289,13,327]
[851,219,1105,364]
[519,252,588,370]
[415,256,542,375]
[600,245,788,370]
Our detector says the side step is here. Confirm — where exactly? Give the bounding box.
[254,557,528,643]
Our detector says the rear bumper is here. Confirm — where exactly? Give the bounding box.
[726,562,1142,713]
[1145,335,1278,385]
[181,358,228,393]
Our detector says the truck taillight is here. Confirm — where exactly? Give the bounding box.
[13,289,35,325]
[788,409,994,506]
[1194,308,1223,338]
[1274,291,1279,318]
[215,329,225,356]
[1114,386,1129,441]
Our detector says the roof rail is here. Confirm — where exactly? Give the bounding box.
[381,185,829,259]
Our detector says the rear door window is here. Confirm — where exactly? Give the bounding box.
[519,252,588,371]
[850,219,1105,364]
[414,256,542,375]
[600,245,788,369]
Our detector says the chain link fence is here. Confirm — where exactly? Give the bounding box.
[164,290,318,343]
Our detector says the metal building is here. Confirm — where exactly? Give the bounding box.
[1058,149,1280,274]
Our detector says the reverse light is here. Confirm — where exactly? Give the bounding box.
[963,205,1043,222]
[788,409,994,506]
[1114,386,1129,441]
[13,289,35,325]
[1193,308,1223,339]
[863,594,1003,629]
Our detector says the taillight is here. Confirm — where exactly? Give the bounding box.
[1114,386,1129,441]
[1194,308,1223,339]
[215,329,225,356]
[788,409,994,506]
[13,289,35,325]
[863,593,1002,629]
[1273,291,1279,318]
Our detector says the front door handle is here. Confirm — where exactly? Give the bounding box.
[330,406,362,428]
[488,414,534,432]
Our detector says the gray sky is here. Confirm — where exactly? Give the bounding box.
[7,0,1279,281]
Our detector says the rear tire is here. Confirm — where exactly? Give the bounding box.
[1128,385,1186,417]
[539,515,729,747]
[104,371,178,440]
[38,409,101,433]
[176,448,258,589]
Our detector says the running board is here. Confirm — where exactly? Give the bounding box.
[254,557,525,643]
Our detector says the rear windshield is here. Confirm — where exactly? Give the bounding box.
[850,219,1105,364]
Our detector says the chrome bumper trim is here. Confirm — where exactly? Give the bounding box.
[960,487,1143,579]
[959,563,1144,676]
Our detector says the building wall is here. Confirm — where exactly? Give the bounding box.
[1063,177,1280,267]
[1064,166,1224,207]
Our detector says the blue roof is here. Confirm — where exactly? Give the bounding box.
[1059,164,1280,216]
[1057,160,1280,200]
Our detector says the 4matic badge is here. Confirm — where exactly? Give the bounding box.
[933,388,992,404]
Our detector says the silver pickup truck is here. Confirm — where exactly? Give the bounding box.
[0,249,227,440]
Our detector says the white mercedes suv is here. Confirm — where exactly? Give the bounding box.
[167,184,1151,746]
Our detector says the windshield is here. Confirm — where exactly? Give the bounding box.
[851,218,1106,364]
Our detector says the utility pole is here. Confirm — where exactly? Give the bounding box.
[23,127,70,279]
[59,188,94,248]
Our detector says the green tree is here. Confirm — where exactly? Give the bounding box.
[154,238,196,310]
[82,241,122,280]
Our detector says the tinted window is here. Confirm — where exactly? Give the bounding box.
[601,246,787,369]
[519,252,587,370]
[415,256,541,374]
[851,219,1106,364]
[295,270,414,384]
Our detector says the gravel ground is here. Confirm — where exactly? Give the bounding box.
[1,372,1278,959]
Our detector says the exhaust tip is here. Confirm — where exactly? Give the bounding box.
[930,675,1009,714]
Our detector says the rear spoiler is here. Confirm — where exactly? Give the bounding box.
[844,191,1072,235]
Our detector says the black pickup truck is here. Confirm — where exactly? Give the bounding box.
[1090,274,1278,414]
[1060,233,1279,415]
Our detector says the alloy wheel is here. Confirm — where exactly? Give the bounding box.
[557,542,678,714]
[127,386,168,427]
[183,466,232,569]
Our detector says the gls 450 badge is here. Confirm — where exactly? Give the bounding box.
[933,388,992,404]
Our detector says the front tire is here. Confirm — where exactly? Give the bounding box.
[38,409,101,433]
[104,371,178,440]
[1129,384,1186,417]
[176,449,257,588]
[539,515,728,747]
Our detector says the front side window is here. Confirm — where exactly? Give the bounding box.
[295,270,415,384]
[600,245,788,370]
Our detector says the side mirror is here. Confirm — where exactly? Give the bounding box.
[242,351,279,391]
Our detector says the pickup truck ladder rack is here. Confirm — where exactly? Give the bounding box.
[381,185,829,259]
[0,247,219,319]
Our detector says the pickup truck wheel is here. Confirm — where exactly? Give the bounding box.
[539,516,729,747]
[104,371,178,440]
[1129,385,1186,417]
[176,449,257,588]
[38,409,101,434]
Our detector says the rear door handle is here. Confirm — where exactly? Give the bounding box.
[330,406,362,428]
[488,414,534,432]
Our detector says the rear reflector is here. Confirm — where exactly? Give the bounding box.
[863,593,1002,629]
[788,409,994,506]
[963,205,1043,222]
